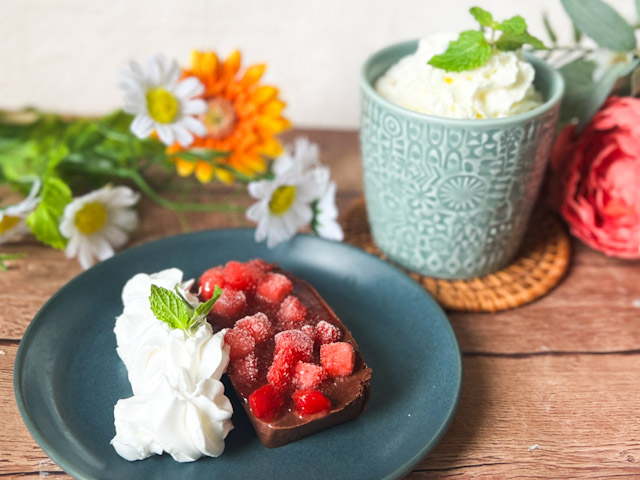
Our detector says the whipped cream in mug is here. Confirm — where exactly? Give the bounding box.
[375,33,543,119]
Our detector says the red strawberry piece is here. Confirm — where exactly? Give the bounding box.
[235,312,273,344]
[277,295,307,329]
[274,329,314,363]
[267,351,296,391]
[198,266,225,300]
[249,384,284,421]
[314,320,341,345]
[301,324,316,342]
[320,342,355,378]
[211,288,247,325]
[293,389,331,417]
[256,273,292,304]
[294,362,326,390]
[223,260,264,292]
[247,258,273,273]
[229,352,259,386]
[224,328,256,360]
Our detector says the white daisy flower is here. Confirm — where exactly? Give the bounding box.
[273,137,320,176]
[0,179,41,244]
[246,167,326,248]
[119,54,207,147]
[59,185,140,270]
[313,180,344,242]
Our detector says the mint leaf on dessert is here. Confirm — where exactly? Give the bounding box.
[149,284,191,330]
[469,7,495,28]
[428,30,491,72]
[194,285,222,319]
[496,31,548,51]
[497,15,527,34]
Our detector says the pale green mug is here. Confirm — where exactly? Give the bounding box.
[359,40,564,279]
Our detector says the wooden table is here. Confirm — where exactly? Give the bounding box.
[1,129,639,479]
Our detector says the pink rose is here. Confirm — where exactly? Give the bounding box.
[550,96,640,259]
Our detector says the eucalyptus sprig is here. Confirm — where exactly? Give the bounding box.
[428,7,547,73]
[149,284,221,333]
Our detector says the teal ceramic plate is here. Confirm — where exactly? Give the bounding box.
[14,229,462,480]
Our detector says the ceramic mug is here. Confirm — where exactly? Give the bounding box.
[359,40,564,279]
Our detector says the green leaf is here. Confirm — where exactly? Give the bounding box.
[0,253,26,272]
[428,30,492,72]
[573,24,582,43]
[631,67,640,97]
[558,58,597,123]
[542,13,558,44]
[194,285,222,319]
[636,0,640,25]
[149,284,191,330]
[496,31,547,51]
[470,7,495,28]
[560,0,636,51]
[577,58,640,131]
[497,15,527,34]
[25,168,72,250]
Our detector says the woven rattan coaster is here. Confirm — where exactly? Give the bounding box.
[343,198,571,313]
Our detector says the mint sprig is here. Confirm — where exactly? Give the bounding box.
[428,6,547,72]
[149,283,221,332]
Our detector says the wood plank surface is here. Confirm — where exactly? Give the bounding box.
[1,129,639,479]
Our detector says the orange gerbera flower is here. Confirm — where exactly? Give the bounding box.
[168,50,291,184]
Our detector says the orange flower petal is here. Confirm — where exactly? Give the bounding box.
[224,50,242,78]
[195,162,215,183]
[175,158,196,177]
[241,64,266,86]
[216,168,235,184]
[256,116,291,134]
[258,137,284,158]
[262,100,286,117]
[251,86,279,105]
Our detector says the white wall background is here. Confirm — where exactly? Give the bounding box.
[1,0,635,129]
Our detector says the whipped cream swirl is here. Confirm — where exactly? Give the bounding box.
[375,33,543,119]
[111,269,233,462]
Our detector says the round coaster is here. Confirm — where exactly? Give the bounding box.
[343,198,571,312]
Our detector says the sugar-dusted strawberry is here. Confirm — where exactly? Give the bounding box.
[315,320,341,345]
[224,328,256,360]
[235,312,273,344]
[256,272,292,304]
[293,389,331,417]
[229,352,259,386]
[294,362,326,390]
[277,295,307,329]
[211,288,247,326]
[301,324,316,342]
[198,266,225,300]
[247,258,273,273]
[320,342,355,378]
[267,351,296,391]
[274,329,314,363]
[249,384,284,421]
[224,260,264,292]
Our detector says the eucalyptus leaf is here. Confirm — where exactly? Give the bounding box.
[558,58,597,123]
[631,67,640,97]
[577,58,640,131]
[560,0,636,52]
[542,13,557,45]
[636,0,640,25]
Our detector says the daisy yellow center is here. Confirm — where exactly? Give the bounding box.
[0,215,20,234]
[74,202,107,235]
[269,186,296,216]
[203,97,237,139]
[146,87,179,124]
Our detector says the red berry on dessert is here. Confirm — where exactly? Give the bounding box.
[293,390,331,417]
[211,288,247,326]
[249,384,284,421]
[224,260,264,292]
[294,362,326,390]
[277,295,307,329]
[256,273,292,303]
[224,328,255,360]
[320,342,355,378]
[234,312,273,344]
[315,320,341,345]
[198,266,225,300]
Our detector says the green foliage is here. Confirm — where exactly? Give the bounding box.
[149,284,221,332]
[428,7,546,72]
[0,253,26,272]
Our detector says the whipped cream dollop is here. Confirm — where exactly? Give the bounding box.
[111,269,233,462]
[375,33,543,119]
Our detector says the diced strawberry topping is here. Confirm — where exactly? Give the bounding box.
[211,288,247,325]
[315,320,341,345]
[229,352,259,385]
[223,260,264,292]
[256,273,292,304]
[320,342,355,378]
[247,258,273,273]
[274,330,314,363]
[301,324,316,342]
[224,328,256,360]
[293,390,331,417]
[198,266,225,300]
[278,295,307,329]
[294,362,326,390]
[267,351,295,391]
[235,312,273,344]
[249,384,284,421]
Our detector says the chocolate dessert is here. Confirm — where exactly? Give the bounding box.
[198,259,372,448]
